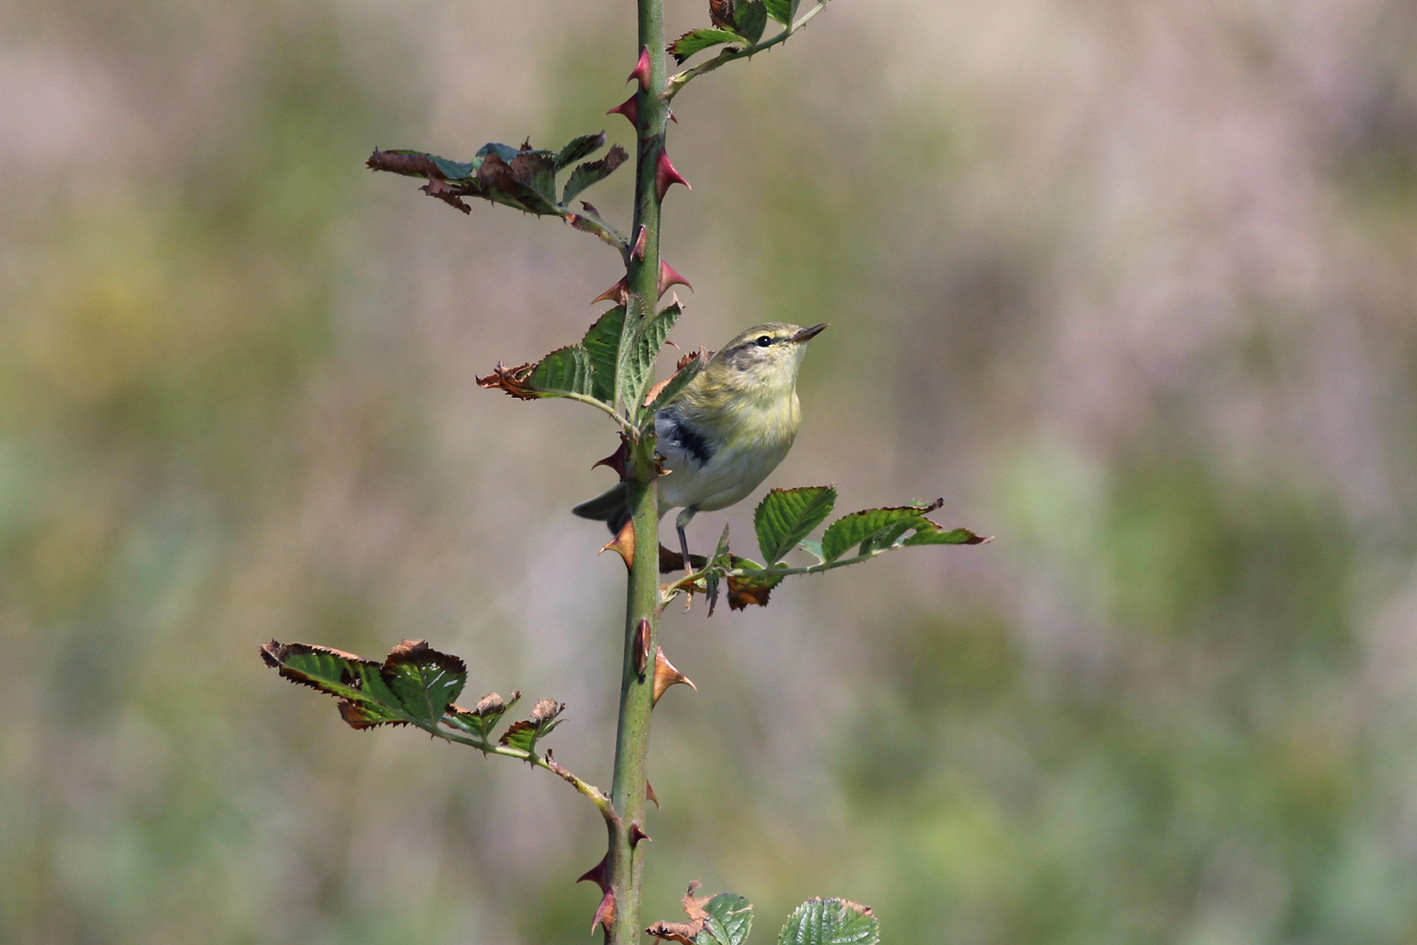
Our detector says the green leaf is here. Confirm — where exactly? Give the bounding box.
[668,28,744,64]
[705,523,732,616]
[754,485,837,564]
[582,306,627,404]
[763,0,799,25]
[476,142,522,163]
[528,345,595,397]
[798,539,824,563]
[380,640,468,727]
[562,145,629,206]
[622,301,681,414]
[777,899,878,945]
[646,350,706,414]
[734,0,768,43]
[698,894,754,945]
[555,132,605,172]
[820,507,930,562]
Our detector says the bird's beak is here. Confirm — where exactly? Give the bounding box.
[791,323,828,344]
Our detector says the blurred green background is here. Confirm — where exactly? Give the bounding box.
[4,0,1417,942]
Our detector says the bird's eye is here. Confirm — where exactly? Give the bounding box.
[756,335,772,347]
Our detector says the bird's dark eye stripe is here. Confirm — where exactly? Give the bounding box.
[756,335,772,347]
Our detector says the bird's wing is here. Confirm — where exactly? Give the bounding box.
[654,407,715,471]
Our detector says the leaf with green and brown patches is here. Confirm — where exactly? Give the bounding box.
[445,690,521,741]
[476,345,595,401]
[562,145,629,206]
[499,698,566,752]
[261,639,467,731]
[726,557,782,610]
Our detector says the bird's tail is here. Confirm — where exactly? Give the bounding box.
[572,483,631,534]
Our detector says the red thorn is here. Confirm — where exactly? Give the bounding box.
[629,822,651,847]
[646,780,659,807]
[592,888,617,933]
[629,45,651,91]
[631,225,648,262]
[577,855,611,892]
[592,438,629,480]
[592,275,629,305]
[607,94,639,128]
[658,260,692,298]
[655,150,691,202]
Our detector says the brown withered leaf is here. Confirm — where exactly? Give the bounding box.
[709,0,736,30]
[658,544,708,573]
[652,647,697,706]
[472,691,509,717]
[531,698,564,724]
[366,149,444,177]
[475,361,539,400]
[726,573,777,609]
[420,177,471,214]
[647,881,714,943]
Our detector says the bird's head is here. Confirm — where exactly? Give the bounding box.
[710,322,827,391]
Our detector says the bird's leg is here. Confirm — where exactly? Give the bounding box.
[675,506,699,577]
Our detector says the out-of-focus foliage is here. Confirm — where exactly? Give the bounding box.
[3,0,1417,944]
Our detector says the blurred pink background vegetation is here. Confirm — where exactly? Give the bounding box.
[3,0,1416,942]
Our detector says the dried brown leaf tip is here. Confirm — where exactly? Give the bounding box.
[420,177,471,214]
[633,619,653,677]
[531,698,563,723]
[472,691,509,717]
[652,647,697,706]
[647,881,713,944]
[600,518,636,570]
[475,361,539,399]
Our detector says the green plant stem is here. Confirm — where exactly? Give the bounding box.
[664,0,830,100]
[434,727,615,819]
[605,0,670,940]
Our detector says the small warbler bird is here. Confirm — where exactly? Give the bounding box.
[573,322,827,567]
